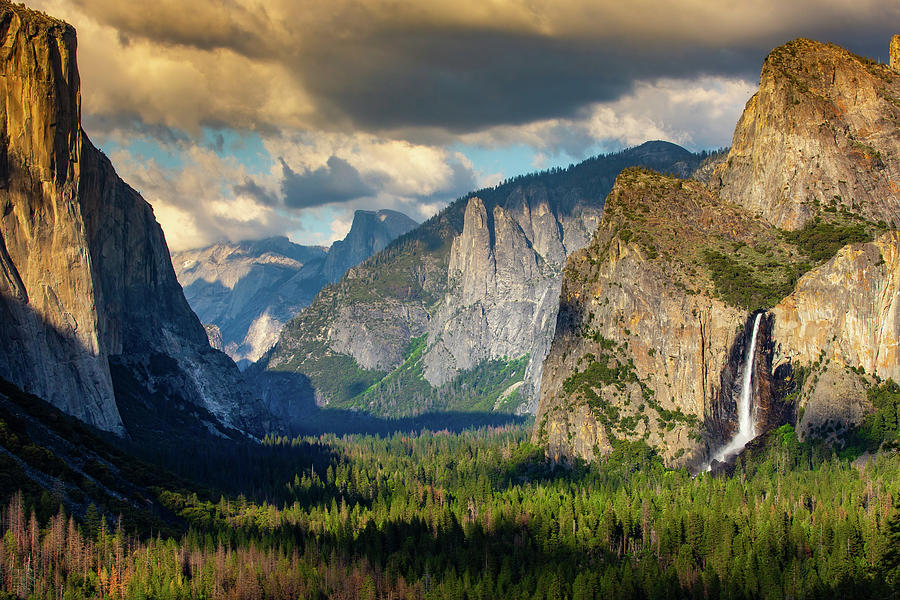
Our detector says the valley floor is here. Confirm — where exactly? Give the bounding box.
[2,421,900,600]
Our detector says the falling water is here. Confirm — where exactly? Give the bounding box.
[707,312,763,470]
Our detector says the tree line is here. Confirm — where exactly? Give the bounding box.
[2,424,900,599]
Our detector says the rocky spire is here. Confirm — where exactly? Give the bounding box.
[891,35,900,71]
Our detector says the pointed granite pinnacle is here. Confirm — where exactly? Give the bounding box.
[891,35,900,71]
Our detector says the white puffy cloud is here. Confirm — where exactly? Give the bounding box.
[101,130,479,250]
[461,76,756,158]
[261,132,478,217]
[107,144,299,251]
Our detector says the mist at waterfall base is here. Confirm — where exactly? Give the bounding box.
[705,313,763,472]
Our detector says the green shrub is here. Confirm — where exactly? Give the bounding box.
[781,217,871,262]
[702,249,801,310]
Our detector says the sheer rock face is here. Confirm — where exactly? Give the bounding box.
[716,38,900,230]
[322,210,418,284]
[204,325,224,351]
[891,35,900,71]
[0,2,258,434]
[533,171,756,466]
[328,300,431,371]
[0,6,120,432]
[771,232,900,437]
[423,194,595,411]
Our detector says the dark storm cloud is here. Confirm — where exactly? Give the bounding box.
[233,178,279,207]
[60,0,900,136]
[70,0,278,59]
[299,31,764,133]
[300,18,900,134]
[280,156,375,209]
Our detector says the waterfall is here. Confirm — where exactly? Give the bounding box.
[707,312,763,470]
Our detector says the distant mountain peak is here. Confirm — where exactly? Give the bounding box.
[628,140,693,155]
[323,209,418,283]
[349,208,418,230]
[172,208,417,366]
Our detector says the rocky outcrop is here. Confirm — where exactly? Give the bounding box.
[773,232,899,381]
[322,209,418,283]
[771,232,900,437]
[891,35,900,72]
[423,193,596,411]
[532,170,791,465]
[258,142,702,422]
[0,2,259,435]
[204,324,224,351]
[716,38,900,230]
[328,299,430,371]
[690,149,729,184]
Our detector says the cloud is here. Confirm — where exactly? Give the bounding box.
[108,143,300,251]
[328,212,355,243]
[69,0,279,58]
[461,76,757,156]
[100,128,480,250]
[31,0,900,136]
[262,133,480,213]
[232,177,279,207]
[280,156,374,209]
[23,0,899,253]
[84,114,191,146]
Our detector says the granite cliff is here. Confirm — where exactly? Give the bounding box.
[770,232,900,440]
[0,2,259,436]
[172,210,416,367]
[535,37,900,466]
[533,169,809,465]
[255,142,701,426]
[715,38,900,230]
[322,209,418,284]
[0,5,118,432]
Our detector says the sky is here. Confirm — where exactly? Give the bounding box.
[28,0,900,251]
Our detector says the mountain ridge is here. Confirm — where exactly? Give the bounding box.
[254,141,704,429]
[172,209,417,366]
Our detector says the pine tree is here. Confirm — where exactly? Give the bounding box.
[881,496,900,587]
